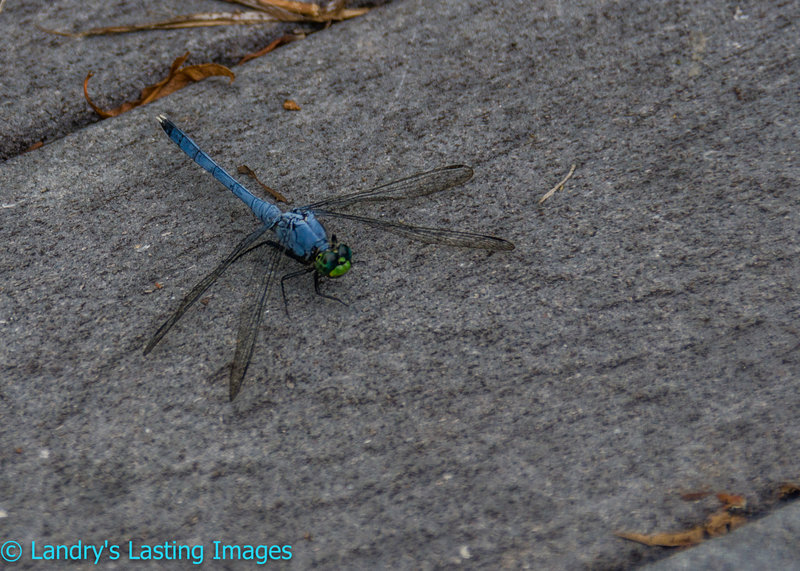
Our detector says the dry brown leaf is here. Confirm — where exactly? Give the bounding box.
[616,492,749,548]
[225,0,369,23]
[705,511,747,537]
[40,11,294,38]
[716,493,746,510]
[24,141,44,153]
[232,0,329,19]
[41,2,368,37]
[143,282,165,294]
[615,527,705,547]
[680,490,713,501]
[237,165,290,203]
[238,33,304,65]
[84,52,234,119]
[283,99,301,111]
[778,481,800,499]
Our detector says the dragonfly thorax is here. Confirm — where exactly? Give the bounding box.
[274,210,351,277]
[274,210,330,261]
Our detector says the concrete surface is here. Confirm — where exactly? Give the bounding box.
[1,0,798,568]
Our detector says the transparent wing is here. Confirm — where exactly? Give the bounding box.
[302,165,474,211]
[229,244,283,400]
[311,210,514,251]
[144,225,271,355]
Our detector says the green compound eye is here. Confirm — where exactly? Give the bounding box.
[315,244,352,278]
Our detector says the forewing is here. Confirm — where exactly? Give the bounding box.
[303,165,473,210]
[312,211,514,251]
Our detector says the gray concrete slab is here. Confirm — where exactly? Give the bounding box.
[1,0,799,569]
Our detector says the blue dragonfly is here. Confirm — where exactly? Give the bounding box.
[145,115,514,400]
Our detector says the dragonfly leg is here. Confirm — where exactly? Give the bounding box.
[314,272,348,307]
[280,268,314,317]
[144,226,272,356]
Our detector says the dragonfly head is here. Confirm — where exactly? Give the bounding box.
[314,240,352,278]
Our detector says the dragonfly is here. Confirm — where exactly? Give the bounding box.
[144,115,514,400]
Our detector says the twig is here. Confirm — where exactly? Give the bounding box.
[237,33,304,65]
[539,164,576,204]
[39,12,283,38]
[225,0,368,22]
[237,165,290,203]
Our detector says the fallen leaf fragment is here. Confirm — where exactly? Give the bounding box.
[238,33,304,65]
[237,165,290,203]
[680,490,713,501]
[231,0,332,19]
[778,481,800,499]
[225,0,369,23]
[24,141,44,153]
[84,52,234,119]
[40,1,369,38]
[716,492,746,510]
[616,492,749,548]
[705,511,747,537]
[40,11,290,38]
[143,282,164,294]
[615,527,705,547]
[283,99,301,111]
